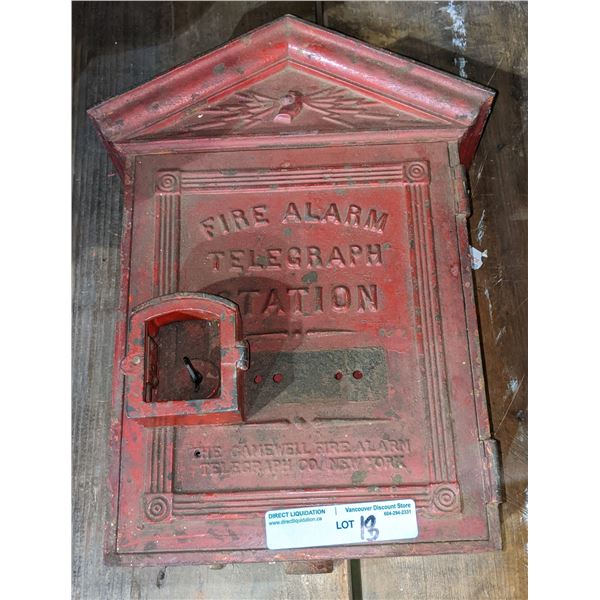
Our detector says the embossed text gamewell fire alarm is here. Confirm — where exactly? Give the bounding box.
[88,16,502,567]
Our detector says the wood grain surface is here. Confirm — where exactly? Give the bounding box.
[72,2,527,598]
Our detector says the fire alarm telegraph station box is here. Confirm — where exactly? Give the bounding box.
[89,16,502,567]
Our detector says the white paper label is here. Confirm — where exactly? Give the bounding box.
[265,499,418,550]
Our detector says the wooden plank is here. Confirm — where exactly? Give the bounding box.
[323,2,527,598]
[128,563,352,600]
[72,2,353,599]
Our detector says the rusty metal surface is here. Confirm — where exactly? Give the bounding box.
[88,15,500,567]
[122,293,248,426]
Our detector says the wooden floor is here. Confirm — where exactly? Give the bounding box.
[72,2,527,598]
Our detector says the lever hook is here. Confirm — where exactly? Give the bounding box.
[183,356,203,392]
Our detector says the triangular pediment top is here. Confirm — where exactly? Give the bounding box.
[88,15,494,165]
[130,65,450,140]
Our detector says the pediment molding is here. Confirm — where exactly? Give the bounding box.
[89,15,494,153]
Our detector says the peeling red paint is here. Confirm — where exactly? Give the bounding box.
[90,15,500,567]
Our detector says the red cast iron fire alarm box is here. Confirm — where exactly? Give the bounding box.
[89,16,502,567]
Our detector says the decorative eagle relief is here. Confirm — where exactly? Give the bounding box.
[135,67,442,139]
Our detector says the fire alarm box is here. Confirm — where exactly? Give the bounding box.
[89,16,501,567]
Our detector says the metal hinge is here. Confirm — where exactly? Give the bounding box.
[480,438,503,505]
[452,164,471,217]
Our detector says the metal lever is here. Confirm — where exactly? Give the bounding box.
[183,356,203,391]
